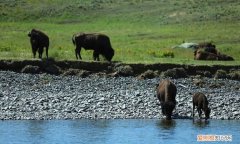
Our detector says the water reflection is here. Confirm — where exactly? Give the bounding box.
[158,119,176,130]
[70,120,111,144]
[193,119,210,129]
[27,121,45,136]
[156,120,176,140]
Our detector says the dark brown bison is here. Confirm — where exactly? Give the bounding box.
[192,92,211,121]
[156,80,177,120]
[217,53,234,61]
[203,46,218,55]
[72,33,114,61]
[198,42,216,50]
[194,49,234,61]
[194,49,219,60]
[28,29,49,59]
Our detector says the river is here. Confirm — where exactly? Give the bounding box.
[0,119,239,144]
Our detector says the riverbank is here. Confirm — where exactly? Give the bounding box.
[0,71,239,120]
[0,59,239,79]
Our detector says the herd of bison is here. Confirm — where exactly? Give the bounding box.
[28,29,234,61]
[26,29,219,121]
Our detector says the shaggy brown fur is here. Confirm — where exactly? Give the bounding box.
[197,42,216,49]
[156,80,177,120]
[217,53,234,61]
[72,33,114,61]
[194,49,219,60]
[28,29,49,59]
[204,47,218,55]
[192,92,211,121]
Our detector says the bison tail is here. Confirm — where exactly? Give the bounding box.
[72,35,76,45]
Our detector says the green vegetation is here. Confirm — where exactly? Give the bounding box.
[0,0,239,64]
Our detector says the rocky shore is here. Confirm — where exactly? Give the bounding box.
[0,70,239,120]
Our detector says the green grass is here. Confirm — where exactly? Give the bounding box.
[0,0,239,65]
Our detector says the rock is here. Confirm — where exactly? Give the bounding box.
[137,70,157,79]
[44,64,61,75]
[62,69,80,76]
[228,71,240,80]
[161,68,187,78]
[113,65,134,76]
[193,79,206,87]
[21,65,40,74]
[0,71,239,120]
[233,111,239,116]
[214,69,228,79]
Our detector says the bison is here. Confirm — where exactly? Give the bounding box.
[197,42,216,50]
[72,33,114,61]
[194,49,234,61]
[203,46,218,55]
[194,49,219,60]
[28,29,49,59]
[156,80,177,120]
[217,53,234,61]
[192,92,211,121]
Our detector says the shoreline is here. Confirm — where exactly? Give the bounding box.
[0,71,239,120]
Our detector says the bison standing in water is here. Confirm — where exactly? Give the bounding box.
[156,80,177,120]
[72,33,114,61]
[192,92,211,121]
[28,29,49,59]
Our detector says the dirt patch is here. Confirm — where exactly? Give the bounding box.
[0,59,239,79]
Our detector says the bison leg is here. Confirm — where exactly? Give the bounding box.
[161,103,166,115]
[46,46,48,59]
[75,47,82,60]
[197,108,202,120]
[93,51,100,61]
[192,104,195,121]
[32,49,37,58]
[32,46,37,58]
[38,47,43,59]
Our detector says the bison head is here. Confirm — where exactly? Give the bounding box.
[105,48,114,61]
[205,108,211,120]
[162,102,175,120]
[28,32,31,37]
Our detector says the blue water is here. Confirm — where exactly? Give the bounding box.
[0,119,239,144]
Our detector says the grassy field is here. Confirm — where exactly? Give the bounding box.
[0,0,240,65]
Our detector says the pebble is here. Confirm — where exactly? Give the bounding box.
[0,71,239,120]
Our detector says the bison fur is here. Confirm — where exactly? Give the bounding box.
[156,80,177,120]
[72,33,114,61]
[192,92,211,121]
[28,29,49,59]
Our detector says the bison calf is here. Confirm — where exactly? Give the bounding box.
[156,80,177,120]
[192,92,211,121]
[72,33,114,61]
[28,29,49,59]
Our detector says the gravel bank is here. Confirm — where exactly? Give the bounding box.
[0,71,239,120]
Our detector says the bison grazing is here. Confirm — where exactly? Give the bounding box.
[28,29,49,59]
[72,33,114,61]
[194,49,219,60]
[192,92,211,121]
[156,80,177,120]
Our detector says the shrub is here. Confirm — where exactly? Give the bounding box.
[162,68,187,78]
[148,50,174,58]
[162,51,174,58]
[138,70,158,79]
[214,69,227,79]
